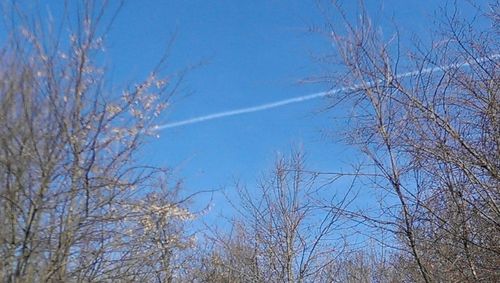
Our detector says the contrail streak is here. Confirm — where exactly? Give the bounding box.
[154,55,499,131]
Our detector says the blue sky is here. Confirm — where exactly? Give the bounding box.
[108,1,432,175]
[104,0,454,215]
[110,1,338,186]
[3,0,486,219]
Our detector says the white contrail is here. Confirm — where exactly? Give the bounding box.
[154,55,499,131]
[155,90,338,130]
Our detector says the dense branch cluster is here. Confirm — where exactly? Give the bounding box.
[323,2,499,281]
[0,2,192,282]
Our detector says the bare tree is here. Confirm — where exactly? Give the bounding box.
[316,1,499,282]
[0,1,193,282]
[199,151,355,283]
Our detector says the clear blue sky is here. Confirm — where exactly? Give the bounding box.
[4,0,486,219]
[104,0,468,216]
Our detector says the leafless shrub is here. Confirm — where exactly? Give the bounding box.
[0,1,193,282]
[197,151,356,283]
[317,1,499,282]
